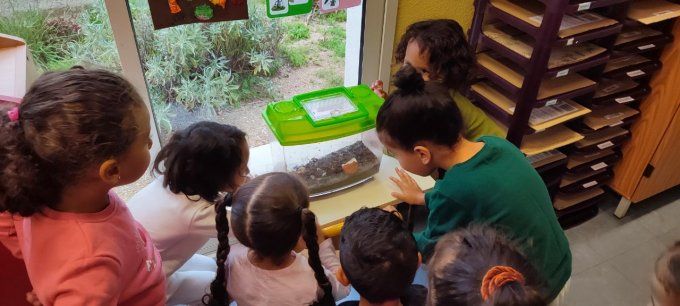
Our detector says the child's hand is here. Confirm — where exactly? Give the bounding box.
[371,80,387,99]
[390,168,425,205]
[26,292,42,306]
[381,205,404,220]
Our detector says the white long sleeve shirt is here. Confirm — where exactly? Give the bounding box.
[128,176,232,277]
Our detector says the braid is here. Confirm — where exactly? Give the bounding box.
[203,195,232,305]
[301,208,335,306]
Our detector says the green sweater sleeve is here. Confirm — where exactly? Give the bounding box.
[414,190,470,256]
[452,92,506,141]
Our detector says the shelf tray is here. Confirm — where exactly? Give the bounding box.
[554,187,605,210]
[476,53,597,101]
[562,0,633,13]
[615,26,664,46]
[574,125,630,152]
[587,83,650,108]
[614,34,674,54]
[471,81,591,132]
[478,30,611,74]
[627,0,680,25]
[566,148,620,172]
[560,168,612,193]
[581,104,640,131]
[528,149,568,170]
[521,125,585,156]
[490,0,620,39]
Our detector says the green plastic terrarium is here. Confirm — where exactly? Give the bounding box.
[263,85,384,197]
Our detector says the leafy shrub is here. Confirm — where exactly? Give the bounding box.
[128,0,284,110]
[320,10,347,24]
[67,4,121,72]
[0,10,78,71]
[281,45,309,67]
[320,26,346,58]
[285,22,310,40]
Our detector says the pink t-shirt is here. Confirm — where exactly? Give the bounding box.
[0,192,166,306]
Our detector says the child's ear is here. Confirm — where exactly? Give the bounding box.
[413,146,432,165]
[336,267,350,286]
[98,159,121,186]
[417,252,423,267]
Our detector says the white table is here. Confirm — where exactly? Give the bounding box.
[248,144,436,229]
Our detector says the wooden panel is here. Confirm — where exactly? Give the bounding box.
[609,21,680,199]
[633,107,680,201]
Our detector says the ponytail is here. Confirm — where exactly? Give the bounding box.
[0,107,45,216]
[301,208,335,306]
[203,195,232,306]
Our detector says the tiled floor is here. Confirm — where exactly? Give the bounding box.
[562,186,680,306]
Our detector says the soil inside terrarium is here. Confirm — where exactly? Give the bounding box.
[293,141,380,195]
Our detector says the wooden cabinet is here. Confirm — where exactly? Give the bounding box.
[609,21,680,217]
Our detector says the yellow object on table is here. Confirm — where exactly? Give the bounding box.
[248,144,436,237]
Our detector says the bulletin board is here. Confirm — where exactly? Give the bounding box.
[148,0,249,30]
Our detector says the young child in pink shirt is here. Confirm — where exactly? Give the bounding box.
[203,172,349,306]
[0,67,165,305]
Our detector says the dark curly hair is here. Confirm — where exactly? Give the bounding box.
[203,172,336,306]
[427,225,547,306]
[0,68,144,216]
[340,207,421,304]
[395,19,475,91]
[153,121,247,202]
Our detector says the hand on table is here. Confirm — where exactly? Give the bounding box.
[390,168,426,206]
[370,80,387,99]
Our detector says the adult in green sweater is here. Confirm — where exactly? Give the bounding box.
[372,19,505,141]
[376,65,571,303]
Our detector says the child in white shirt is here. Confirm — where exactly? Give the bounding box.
[128,121,249,305]
[203,172,349,306]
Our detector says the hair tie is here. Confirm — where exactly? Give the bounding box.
[7,107,19,122]
[480,266,525,301]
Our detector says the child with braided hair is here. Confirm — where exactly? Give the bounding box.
[427,224,547,306]
[203,172,349,306]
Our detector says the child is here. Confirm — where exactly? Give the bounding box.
[337,207,426,306]
[651,241,680,306]
[372,19,504,141]
[128,121,249,305]
[0,68,165,305]
[378,65,571,302]
[427,225,546,306]
[204,172,349,306]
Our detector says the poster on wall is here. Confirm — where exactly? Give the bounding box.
[318,0,361,13]
[148,0,249,30]
[266,0,313,18]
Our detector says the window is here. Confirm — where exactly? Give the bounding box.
[124,0,365,148]
[1,0,390,199]
[0,1,122,76]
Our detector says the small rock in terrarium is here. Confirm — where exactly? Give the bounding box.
[293,141,380,194]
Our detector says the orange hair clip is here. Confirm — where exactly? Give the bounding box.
[480,266,526,301]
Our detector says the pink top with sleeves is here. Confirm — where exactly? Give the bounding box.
[0,192,165,306]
